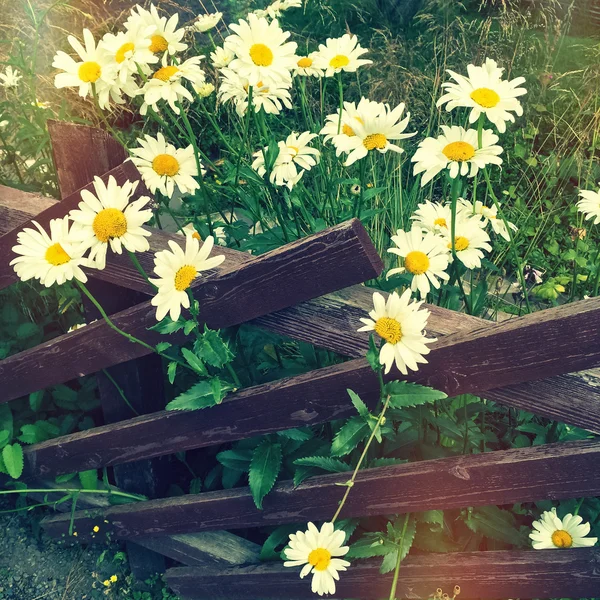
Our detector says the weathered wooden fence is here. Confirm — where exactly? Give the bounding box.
[0,122,599,598]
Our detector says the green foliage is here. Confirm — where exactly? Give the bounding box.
[1,443,24,479]
[249,439,283,509]
[166,378,231,410]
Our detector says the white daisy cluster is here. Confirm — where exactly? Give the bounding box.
[10,175,225,323]
[52,4,202,111]
[0,66,22,88]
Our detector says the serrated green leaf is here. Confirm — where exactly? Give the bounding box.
[29,390,44,412]
[249,440,282,510]
[331,417,370,457]
[149,316,186,334]
[347,389,369,419]
[181,347,208,375]
[385,381,447,409]
[194,328,233,368]
[260,524,300,561]
[277,428,314,441]
[217,448,253,471]
[166,380,227,411]
[183,320,197,336]
[366,334,380,372]
[379,515,416,574]
[0,430,10,449]
[78,469,98,490]
[167,361,177,385]
[2,443,23,479]
[293,465,319,487]
[0,405,13,439]
[18,424,41,444]
[464,506,526,546]
[294,456,351,473]
[156,342,172,353]
[347,534,393,558]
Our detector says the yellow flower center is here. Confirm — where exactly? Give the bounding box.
[343,124,355,137]
[329,54,350,69]
[45,243,71,266]
[308,548,331,572]
[404,250,430,275]
[192,231,201,241]
[174,265,197,291]
[116,42,135,64]
[470,87,501,108]
[152,154,180,177]
[551,530,573,548]
[78,61,101,83]
[153,65,179,82]
[288,145,300,156]
[448,236,469,252]
[374,316,402,344]
[434,217,447,228]
[149,34,168,54]
[249,43,274,67]
[442,141,475,162]
[297,57,313,68]
[363,133,387,151]
[92,208,128,243]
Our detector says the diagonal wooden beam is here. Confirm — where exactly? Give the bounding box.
[165,549,600,600]
[40,439,600,540]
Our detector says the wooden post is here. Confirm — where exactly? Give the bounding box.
[49,120,167,579]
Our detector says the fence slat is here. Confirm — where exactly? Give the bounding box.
[165,549,600,600]
[0,219,382,403]
[40,439,600,540]
[0,185,57,236]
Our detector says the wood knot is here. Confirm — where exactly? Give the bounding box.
[449,465,470,480]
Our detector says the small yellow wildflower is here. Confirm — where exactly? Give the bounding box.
[110,575,118,583]
[93,525,100,533]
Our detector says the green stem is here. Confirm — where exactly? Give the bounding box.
[91,86,127,148]
[574,497,585,516]
[101,368,140,416]
[388,513,411,600]
[336,72,344,134]
[0,487,145,502]
[127,251,156,290]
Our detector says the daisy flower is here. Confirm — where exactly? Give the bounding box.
[179,222,227,246]
[252,131,320,189]
[411,200,453,234]
[211,46,235,68]
[358,290,436,375]
[443,218,491,270]
[334,101,416,166]
[52,29,120,109]
[283,522,350,597]
[149,235,225,322]
[100,25,157,87]
[577,187,600,225]
[437,58,527,133]
[130,132,201,198]
[313,34,372,77]
[294,52,324,78]
[224,14,297,86]
[10,217,89,287]
[411,125,503,186]
[125,3,187,56]
[0,66,22,88]
[68,176,153,270]
[193,12,222,33]
[139,55,205,115]
[457,198,517,241]
[219,68,292,116]
[529,508,597,550]
[195,82,215,98]
[320,98,382,155]
[387,226,450,298]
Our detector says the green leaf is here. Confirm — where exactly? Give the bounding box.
[380,515,416,574]
[249,440,282,510]
[16,322,39,340]
[194,328,233,368]
[0,429,10,449]
[294,456,351,473]
[0,405,13,439]
[189,478,202,494]
[183,320,197,336]
[385,381,447,409]
[18,424,42,444]
[167,361,178,385]
[277,428,313,441]
[181,347,208,375]
[166,379,228,411]
[260,524,299,561]
[464,506,526,546]
[78,469,98,490]
[348,389,369,419]
[156,342,172,353]
[29,390,44,412]
[149,316,186,334]
[217,448,253,471]
[2,443,24,479]
[347,534,394,558]
[366,334,381,373]
[331,417,370,457]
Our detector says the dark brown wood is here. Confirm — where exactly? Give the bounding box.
[51,123,167,578]
[166,549,600,600]
[0,219,383,404]
[40,439,600,540]
[23,479,261,568]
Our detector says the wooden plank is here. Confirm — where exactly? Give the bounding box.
[165,549,600,599]
[23,479,261,568]
[40,439,600,540]
[49,122,166,578]
[0,185,57,236]
[23,293,600,480]
[0,218,383,404]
